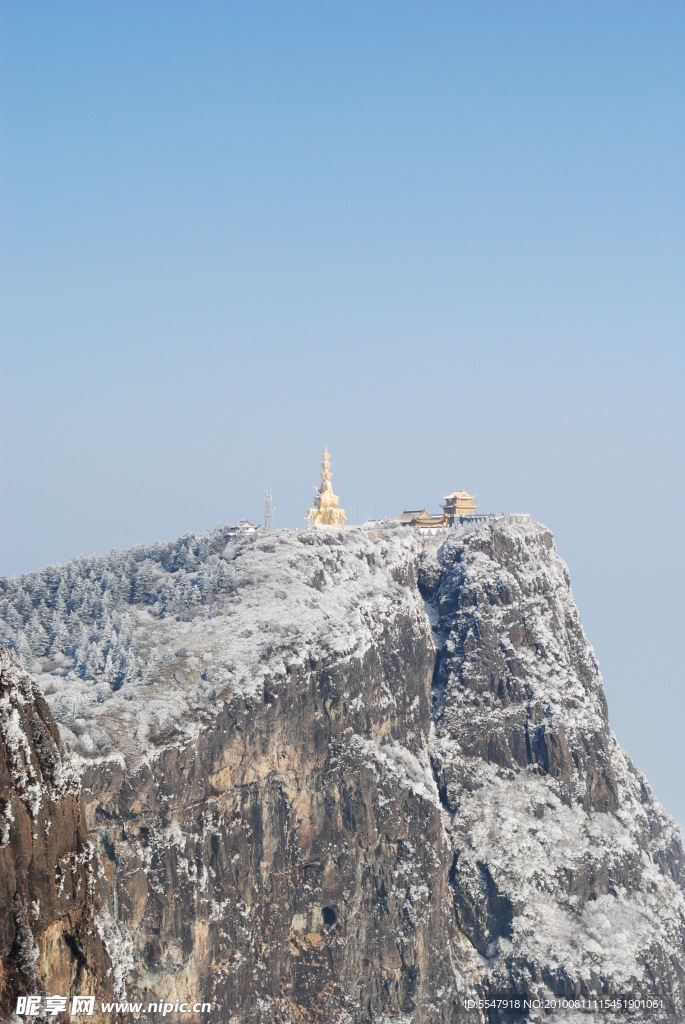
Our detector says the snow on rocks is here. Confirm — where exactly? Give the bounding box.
[420,520,685,1018]
[2,517,684,1018]
[0,527,426,767]
[0,647,80,832]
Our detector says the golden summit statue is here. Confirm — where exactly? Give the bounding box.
[306,447,346,528]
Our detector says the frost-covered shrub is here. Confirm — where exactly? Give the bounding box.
[0,525,239,705]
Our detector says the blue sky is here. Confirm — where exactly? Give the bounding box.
[1,2,683,825]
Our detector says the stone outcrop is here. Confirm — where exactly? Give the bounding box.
[77,535,480,1022]
[1,522,684,1022]
[420,524,685,1019]
[0,648,115,1022]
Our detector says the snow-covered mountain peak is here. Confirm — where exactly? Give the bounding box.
[2,517,684,1020]
[1,525,427,765]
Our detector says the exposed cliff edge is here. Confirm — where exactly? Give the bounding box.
[1,521,683,1022]
[420,524,685,1018]
[0,648,116,1022]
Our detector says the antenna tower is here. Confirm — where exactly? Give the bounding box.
[264,487,274,532]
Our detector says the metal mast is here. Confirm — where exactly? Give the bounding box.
[264,487,274,532]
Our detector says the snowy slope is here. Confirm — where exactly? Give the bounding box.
[1,519,684,1021]
[0,527,425,767]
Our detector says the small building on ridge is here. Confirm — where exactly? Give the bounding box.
[394,509,447,529]
[395,488,478,529]
[229,520,260,535]
[441,489,478,523]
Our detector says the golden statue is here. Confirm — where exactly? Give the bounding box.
[306,447,346,528]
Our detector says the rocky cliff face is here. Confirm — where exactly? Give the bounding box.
[1,521,684,1023]
[420,524,685,1019]
[72,531,479,1023]
[0,648,115,1022]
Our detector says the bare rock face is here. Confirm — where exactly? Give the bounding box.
[420,523,685,1020]
[77,533,481,1022]
[0,648,115,1022]
[2,522,684,1022]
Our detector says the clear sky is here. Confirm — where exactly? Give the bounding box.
[1,2,683,826]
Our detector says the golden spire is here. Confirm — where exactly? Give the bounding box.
[306,448,346,528]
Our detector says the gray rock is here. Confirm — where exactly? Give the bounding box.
[1,521,683,1022]
[0,648,116,1022]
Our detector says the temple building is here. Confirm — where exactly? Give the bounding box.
[442,489,478,522]
[306,447,346,528]
[395,488,478,529]
[394,509,447,529]
[228,519,259,535]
